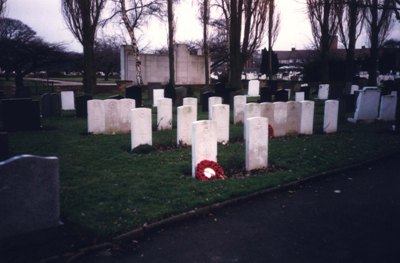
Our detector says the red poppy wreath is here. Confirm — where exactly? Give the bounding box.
[195,160,225,181]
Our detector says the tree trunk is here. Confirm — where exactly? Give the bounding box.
[14,73,31,98]
[345,0,357,82]
[203,0,210,88]
[167,0,175,86]
[368,0,379,86]
[229,0,243,91]
[82,41,96,94]
[268,0,274,80]
[320,0,331,83]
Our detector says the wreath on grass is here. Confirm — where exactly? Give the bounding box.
[196,160,226,181]
[268,124,274,138]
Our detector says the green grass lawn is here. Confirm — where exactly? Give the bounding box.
[7,100,400,239]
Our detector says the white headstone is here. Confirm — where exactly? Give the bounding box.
[212,104,230,144]
[295,92,305,102]
[248,80,260,96]
[318,84,329,100]
[260,102,274,128]
[300,101,315,135]
[192,120,217,177]
[177,105,196,146]
[157,98,173,130]
[349,87,381,122]
[286,101,302,135]
[119,98,136,134]
[245,117,268,171]
[131,108,152,149]
[323,100,339,133]
[61,91,75,110]
[234,95,247,124]
[153,89,165,107]
[208,96,223,119]
[87,100,105,134]
[378,95,397,121]
[104,99,121,135]
[273,102,287,137]
[244,103,261,139]
[350,85,359,95]
[183,97,198,120]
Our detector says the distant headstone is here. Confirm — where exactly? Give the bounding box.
[131,108,152,149]
[273,102,287,137]
[175,86,187,106]
[157,98,173,130]
[324,100,339,133]
[212,104,230,144]
[177,105,196,146]
[233,95,247,124]
[147,82,162,100]
[208,96,222,119]
[104,99,121,135]
[40,93,52,117]
[245,117,268,171]
[201,91,215,112]
[0,155,61,239]
[75,94,93,118]
[295,92,305,102]
[61,91,75,110]
[350,85,359,95]
[153,89,165,107]
[348,87,381,123]
[0,132,9,161]
[1,98,41,131]
[378,95,397,121]
[119,98,136,133]
[248,80,260,96]
[318,84,329,100]
[87,100,105,135]
[286,101,301,135]
[260,102,274,129]
[300,101,315,135]
[191,120,217,177]
[260,88,272,102]
[126,86,142,107]
[275,89,289,102]
[183,97,198,120]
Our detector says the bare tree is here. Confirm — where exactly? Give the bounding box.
[364,0,394,85]
[167,0,175,86]
[306,0,341,83]
[0,0,6,16]
[335,0,365,83]
[267,0,280,81]
[62,0,107,94]
[199,0,210,88]
[216,0,268,91]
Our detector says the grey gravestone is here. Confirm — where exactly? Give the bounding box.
[75,94,93,118]
[275,89,289,102]
[1,99,41,131]
[300,84,310,100]
[126,86,142,107]
[0,155,61,239]
[40,93,52,117]
[0,132,9,161]
[175,86,187,106]
[51,93,61,117]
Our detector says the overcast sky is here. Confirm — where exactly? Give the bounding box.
[5,0,400,53]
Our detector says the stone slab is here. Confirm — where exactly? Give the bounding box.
[245,117,268,171]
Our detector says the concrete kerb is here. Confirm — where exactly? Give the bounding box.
[55,150,400,263]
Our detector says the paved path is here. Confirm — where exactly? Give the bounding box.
[76,154,400,263]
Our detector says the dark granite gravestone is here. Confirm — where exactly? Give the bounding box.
[126,85,142,107]
[342,94,356,113]
[201,91,215,112]
[275,89,289,102]
[0,132,9,161]
[0,155,61,239]
[175,86,187,106]
[0,99,41,131]
[50,93,62,117]
[40,93,52,117]
[300,84,311,100]
[260,88,272,102]
[75,94,93,118]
